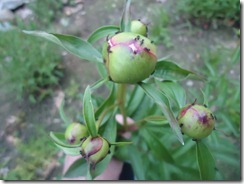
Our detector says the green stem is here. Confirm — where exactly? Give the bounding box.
[96,103,118,129]
[117,84,127,129]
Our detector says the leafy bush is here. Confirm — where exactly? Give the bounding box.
[27,0,63,28]
[177,0,240,27]
[0,29,63,102]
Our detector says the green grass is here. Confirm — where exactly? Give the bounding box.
[186,45,240,180]
[0,29,63,102]
[177,0,240,28]
[3,126,59,180]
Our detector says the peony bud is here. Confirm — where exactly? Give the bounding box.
[65,122,88,144]
[103,32,157,83]
[177,103,215,139]
[130,19,148,37]
[80,136,110,166]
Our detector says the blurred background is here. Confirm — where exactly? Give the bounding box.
[0,0,240,180]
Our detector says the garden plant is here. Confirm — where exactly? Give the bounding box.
[22,0,239,180]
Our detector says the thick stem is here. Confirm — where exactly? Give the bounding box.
[117,84,127,129]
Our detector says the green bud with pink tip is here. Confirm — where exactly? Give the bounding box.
[80,136,110,167]
[102,32,157,84]
[65,122,88,144]
[177,101,215,140]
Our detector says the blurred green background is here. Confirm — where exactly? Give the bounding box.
[0,0,240,180]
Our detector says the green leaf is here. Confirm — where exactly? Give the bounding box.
[23,30,102,63]
[49,132,81,156]
[200,89,209,107]
[96,63,109,80]
[126,86,145,116]
[196,141,216,180]
[141,128,175,164]
[64,158,87,178]
[139,82,184,145]
[128,145,146,180]
[219,113,238,136]
[143,115,167,125]
[109,141,133,146]
[95,84,116,125]
[90,77,109,91]
[120,0,131,32]
[178,165,200,180]
[155,80,186,109]
[59,100,72,125]
[87,25,120,44]
[231,46,240,65]
[153,60,202,81]
[83,86,97,137]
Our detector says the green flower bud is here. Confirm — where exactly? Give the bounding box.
[130,19,148,37]
[103,32,157,84]
[177,103,215,139]
[65,122,88,144]
[80,136,110,166]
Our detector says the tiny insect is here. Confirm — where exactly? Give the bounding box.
[107,45,112,53]
[144,47,150,52]
[140,39,144,46]
[192,99,197,105]
[106,35,110,41]
[80,137,86,142]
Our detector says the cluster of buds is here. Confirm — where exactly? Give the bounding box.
[65,123,110,167]
[102,20,157,84]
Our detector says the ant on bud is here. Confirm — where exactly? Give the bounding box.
[140,39,144,46]
[107,45,112,53]
[106,35,110,41]
[144,47,150,52]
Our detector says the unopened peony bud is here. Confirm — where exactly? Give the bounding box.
[65,122,88,144]
[177,103,215,139]
[103,32,157,83]
[80,136,110,166]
